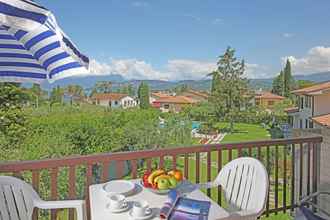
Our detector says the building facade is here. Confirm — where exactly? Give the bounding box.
[287,81,330,129]
[152,96,197,113]
[92,93,137,109]
[254,91,285,109]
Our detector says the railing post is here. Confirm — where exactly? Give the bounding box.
[291,144,295,213]
[32,170,40,220]
[312,142,321,209]
[50,168,58,220]
[68,166,76,220]
[207,151,211,197]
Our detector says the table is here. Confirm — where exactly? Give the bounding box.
[89,179,230,220]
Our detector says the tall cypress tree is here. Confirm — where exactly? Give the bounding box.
[272,71,284,96]
[283,59,294,98]
[138,82,150,109]
[272,59,294,97]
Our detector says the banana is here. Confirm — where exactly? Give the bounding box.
[147,169,165,185]
[154,174,171,184]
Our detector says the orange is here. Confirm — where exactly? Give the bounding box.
[173,170,183,181]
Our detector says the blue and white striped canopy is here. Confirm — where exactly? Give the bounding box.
[0,0,89,83]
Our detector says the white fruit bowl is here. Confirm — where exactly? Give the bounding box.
[140,180,172,195]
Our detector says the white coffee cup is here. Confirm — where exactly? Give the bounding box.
[131,200,151,217]
[108,194,127,210]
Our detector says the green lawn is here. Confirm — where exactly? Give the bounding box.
[217,122,271,143]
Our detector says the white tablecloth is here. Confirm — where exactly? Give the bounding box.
[89,179,230,220]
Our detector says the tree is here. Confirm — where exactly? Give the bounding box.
[65,84,84,105]
[94,81,112,93]
[119,84,135,97]
[0,83,28,144]
[296,80,314,89]
[173,84,189,94]
[210,70,220,95]
[50,86,64,105]
[127,84,135,97]
[283,59,294,97]
[272,71,284,96]
[208,47,249,132]
[30,83,47,108]
[272,59,295,98]
[138,82,150,109]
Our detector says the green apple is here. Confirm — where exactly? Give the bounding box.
[168,177,178,189]
[157,178,169,190]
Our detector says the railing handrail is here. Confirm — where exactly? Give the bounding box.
[0,136,322,172]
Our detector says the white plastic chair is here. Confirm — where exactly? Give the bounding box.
[0,176,87,220]
[204,157,269,220]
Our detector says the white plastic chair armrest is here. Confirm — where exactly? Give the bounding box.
[197,181,223,189]
[34,199,84,209]
[34,200,86,220]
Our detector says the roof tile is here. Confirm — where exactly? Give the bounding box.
[292,81,330,95]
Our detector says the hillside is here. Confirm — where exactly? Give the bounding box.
[38,71,330,92]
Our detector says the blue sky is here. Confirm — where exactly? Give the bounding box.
[39,0,330,80]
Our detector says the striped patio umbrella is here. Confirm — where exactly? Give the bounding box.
[0,0,89,84]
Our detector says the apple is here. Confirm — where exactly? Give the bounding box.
[157,178,170,190]
[142,172,152,187]
[143,172,151,182]
[168,176,178,189]
[152,182,158,189]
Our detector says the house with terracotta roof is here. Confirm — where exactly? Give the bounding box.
[152,96,198,113]
[254,91,285,109]
[92,93,137,109]
[149,92,171,104]
[286,81,330,129]
[179,90,209,102]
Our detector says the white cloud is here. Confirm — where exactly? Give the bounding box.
[165,59,216,80]
[213,18,224,25]
[282,46,330,74]
[89,58,265,80]
[89,59,162,80]
[131,1,149,7]
[182,14,201,22]
[282,33,294,38]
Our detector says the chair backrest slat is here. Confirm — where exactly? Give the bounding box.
[230,164,245,206]
[225,166,237,204]
[3,185,20,220]
[236,163,250,208]
[0,185,11,220]
[12,187,29,220]
[240,164,255,210]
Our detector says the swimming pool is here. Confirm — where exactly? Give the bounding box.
[192,121,201,130]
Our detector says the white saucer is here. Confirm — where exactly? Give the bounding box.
[106,202,130,213]
[128,209,153,220]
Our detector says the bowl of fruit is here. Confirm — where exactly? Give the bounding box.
[141,169,183,194]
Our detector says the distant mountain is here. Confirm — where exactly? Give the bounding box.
[40,74,125,91]
[38,71,330,92]
[294,72,330,82]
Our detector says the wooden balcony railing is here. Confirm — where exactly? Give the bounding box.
[0,136,323,220]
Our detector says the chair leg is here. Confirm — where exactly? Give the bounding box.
[75,203,87,220]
